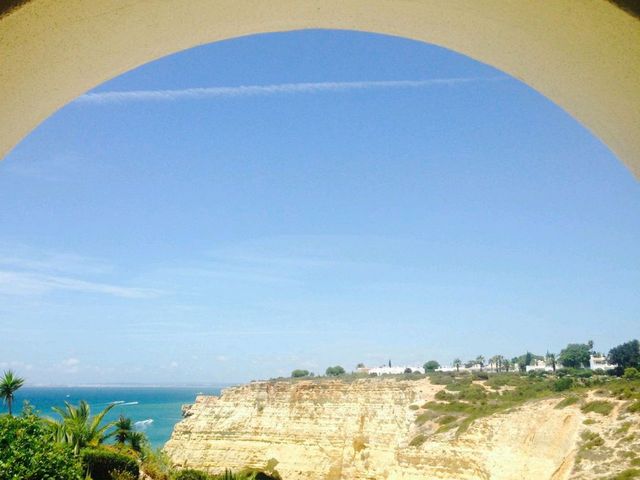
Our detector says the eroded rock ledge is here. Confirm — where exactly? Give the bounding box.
[164,377,636,479]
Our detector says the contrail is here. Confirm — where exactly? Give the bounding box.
[76,77,508,104]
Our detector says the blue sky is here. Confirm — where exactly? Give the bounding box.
[0,30,638,385]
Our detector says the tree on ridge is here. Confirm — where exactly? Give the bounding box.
[559,343,591,369]
[546,352,557,372]
[423,361,440,372]
[452,358,462,372]
[608,339,640,374]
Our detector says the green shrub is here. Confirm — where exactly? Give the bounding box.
[486,374,520,389]
[423,361,440,372]
[458,384,487,401]
[436,415,457,425]
[175,469,212,480]
[435,390,456,401]
[0,413,82,480]
[555,396,579,409]
[580,430,604,450]
[616,422,632,436]
[472,372,489,381]
[409,434,427,447]
[624,368,640,381]
[110,471,137,480]
[581,400,614,416]
[81,448,139,480]
[610,469,640,480]
[141,448,172,480]
[627,400,640,413]
[429,373,456,385]
[291,369,309,378]
[325,366,346,376]
[444,377,472,391]
[235,469,281,480]
[415,411,434,426]
[553,377,573,392]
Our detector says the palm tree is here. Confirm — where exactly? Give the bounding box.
[490,355,504,372]
[114,414,133,444]
[128,430,147,453]
[476,355,485,371]
[503,359,511,372]
[0,370,25,416]
[546,352,557,372]
[498,355,505,372]
[47,400,116,454]
[452,358,462,373]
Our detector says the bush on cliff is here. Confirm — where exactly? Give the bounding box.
[325,365,346,376]
[581,400,614,416]
[291,369,310,378]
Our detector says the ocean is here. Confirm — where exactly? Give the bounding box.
[7,386,225,449]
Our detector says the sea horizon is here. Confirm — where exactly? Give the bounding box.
[6,385,228,448]
[20,382,238,388]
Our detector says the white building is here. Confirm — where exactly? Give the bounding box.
[525,359,554,372]
[369,365,425,375]
[436,363,481,373]
[589,355,616,371]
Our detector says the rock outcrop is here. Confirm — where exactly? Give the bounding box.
[164,377,639,479]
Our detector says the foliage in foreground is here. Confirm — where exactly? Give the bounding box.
[81,447,140,480]
[0,412,83,480]
[0,393,278,480]
[171,468,281,480]
[47,400,117,455]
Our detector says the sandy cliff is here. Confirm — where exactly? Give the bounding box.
[164,377,639,479]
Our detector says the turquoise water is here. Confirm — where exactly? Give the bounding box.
[7,386,224,448]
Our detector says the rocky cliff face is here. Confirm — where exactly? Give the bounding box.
[164,377,639,479]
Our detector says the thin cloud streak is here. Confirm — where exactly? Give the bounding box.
[76,77,508,105]
[0,270,161,299]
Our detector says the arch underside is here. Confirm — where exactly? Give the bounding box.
[0,0,638,177]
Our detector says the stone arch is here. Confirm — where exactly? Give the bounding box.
[0,1,638,177]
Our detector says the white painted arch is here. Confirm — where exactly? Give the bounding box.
[0,0,639,177]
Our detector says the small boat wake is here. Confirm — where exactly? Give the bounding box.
[134,419,153,430]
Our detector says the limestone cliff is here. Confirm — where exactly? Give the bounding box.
[164,377,639,479]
